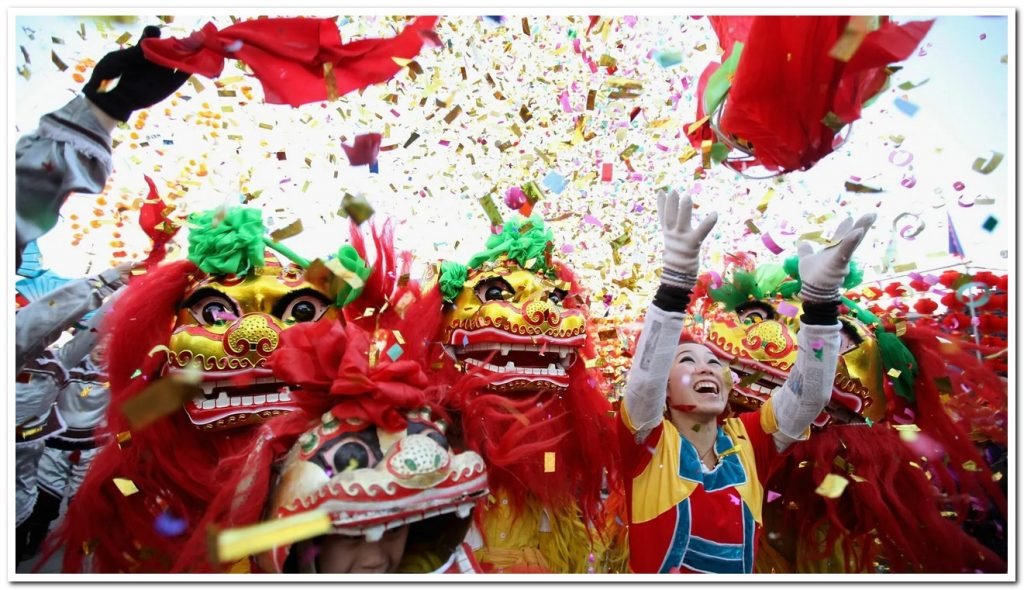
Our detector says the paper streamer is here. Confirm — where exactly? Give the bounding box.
[972,151,1004,175]
[888,149,914,167]
[761,233,784,254]
[891,212,925,240]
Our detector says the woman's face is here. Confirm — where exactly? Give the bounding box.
[667,343,731,419]
[316,525,409,573]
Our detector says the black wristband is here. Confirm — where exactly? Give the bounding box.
[801,300,841,325]
[653,284,692,314]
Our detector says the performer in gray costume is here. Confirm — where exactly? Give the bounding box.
[15,276,126,564]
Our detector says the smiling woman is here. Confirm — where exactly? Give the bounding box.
[618,190,870,574]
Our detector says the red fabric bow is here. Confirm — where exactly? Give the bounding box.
[269,318,430,430]
[138,175,181,266]
[141,16,439,107]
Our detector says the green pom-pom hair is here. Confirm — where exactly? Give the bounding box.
[708,264,793,311]
[187,207,269,276]
[188,205,315,276]
[438,215,556,303]
[466,216,554,274]
[439,261,468,303]
[333,245,372,306]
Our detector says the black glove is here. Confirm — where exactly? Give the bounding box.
[82,25,191,122]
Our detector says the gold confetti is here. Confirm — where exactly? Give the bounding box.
[214,510,332,564]
[543,451,556,473]
[887,368,903,379]
[116,431,133,449]
[79,385,93,398]
[114,31,133,46]
[51,51,68,71]
[687,115,710,135]
[443,106,462,124]
[814,473,850,499]
[972,151,1004,174]
[678,145,698,164]
[962,460,981,472]
[340,193,374,225]
[112,477,140,496]
[828,16,870,62]
[756,189,775,214]
[478,191,504,226]
[270,219,304,241]
[821,111,845,132]
[701,139,713,168]
[305,258,364,305]
[119,377,204,431]
[844,181,883,193]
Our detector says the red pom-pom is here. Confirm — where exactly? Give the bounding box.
[913,298,939,315]
[909,278,931,292]
[884,282,907,297]
[938,270,962,288]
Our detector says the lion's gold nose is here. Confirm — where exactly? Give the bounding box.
[223,314,281,357]
[741,320,794,359]
[524,299,561,327]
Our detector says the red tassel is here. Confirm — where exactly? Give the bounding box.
[139,176,180,266]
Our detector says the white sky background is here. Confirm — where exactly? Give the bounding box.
[12,13,1011,319]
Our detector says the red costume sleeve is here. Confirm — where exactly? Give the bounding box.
[617,411,663,480]
[141,16,439,107]
[739,407,780,487]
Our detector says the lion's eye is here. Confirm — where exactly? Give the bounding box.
[281,296,328,324]
[187,294,238,327]
[838,321,865,355]
[736,302,776,325]
[548,289,568,305]
[475,278,514,303]
[309,428,383,476]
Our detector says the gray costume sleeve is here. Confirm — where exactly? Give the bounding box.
[768,321,842,451]
[53,288,124,372]
[623,303,686,441]
[15,95,113,261]
[15,268,124,371]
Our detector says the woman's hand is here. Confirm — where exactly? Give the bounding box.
[657,189,718,287]
[798,213,876,303]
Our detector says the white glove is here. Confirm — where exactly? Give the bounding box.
[798,213,876,303]
[657,189,718,289]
